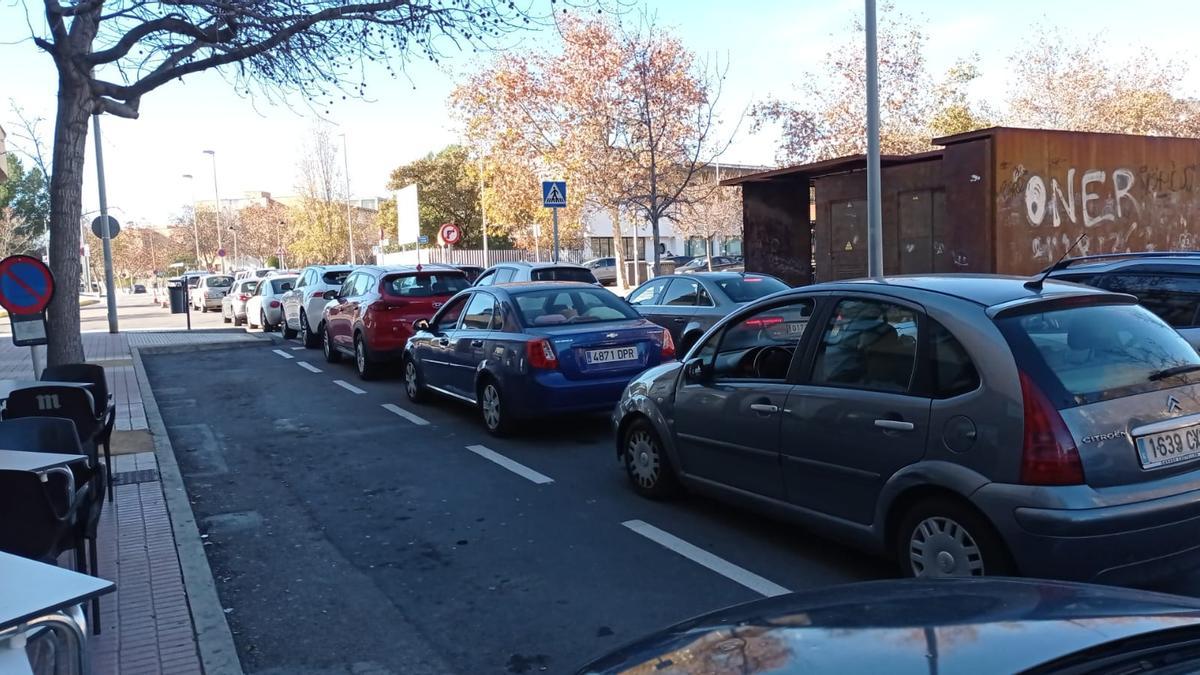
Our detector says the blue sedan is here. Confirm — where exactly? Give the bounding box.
[403,282,676,435]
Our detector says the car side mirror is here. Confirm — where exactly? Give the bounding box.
[683,357,709,383]
[413,318,431,332]
[323,290,338,301]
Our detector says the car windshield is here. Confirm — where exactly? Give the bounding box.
[998,302,1200,407]
[322,270,351,285]
[206,276,233,288]
[715,276,788,303]
[385,273,470,297]
[514,288,639,326]
[530,267,597,283]
[269,277,297,293]
[241,281,259,293]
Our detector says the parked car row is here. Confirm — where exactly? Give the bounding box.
[253,252,1200,586]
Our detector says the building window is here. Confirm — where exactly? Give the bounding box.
[724,238,743,256]
[686,237,708,257]
[590,237,614,258]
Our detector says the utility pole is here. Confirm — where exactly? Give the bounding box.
[182,174,200,264]
[203,150,222,271]
[865,0,884,278]
[92,114,119,333]
[341,133,355,265]
[479,156,488,267]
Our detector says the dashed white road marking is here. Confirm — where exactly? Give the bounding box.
[622,519,791,597]
[382,403,430,426]
[333,379,367,394]
[271,349,294,359]
[290,346,305,351]
[296,362,322,373]
[465,444,554,485]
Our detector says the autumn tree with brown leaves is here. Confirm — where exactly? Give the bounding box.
[26,0,588,364]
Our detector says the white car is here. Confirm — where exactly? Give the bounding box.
[280,265,353,346]
[245,275,298,331]
[190,274,234,312]
[221,278,260,326]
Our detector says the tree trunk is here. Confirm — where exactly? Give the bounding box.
[707,236,714,271]
[46,79,91,366]
[650,213,662,277]
[610,207,626,289]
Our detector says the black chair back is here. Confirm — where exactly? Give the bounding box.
[0,417,84,456]
[0,469,71,563]
[4,386,100,444]
[42,364,109,418]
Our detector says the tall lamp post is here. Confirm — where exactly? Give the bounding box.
[340,133,355,265]
[202,150,223,271]
[181,174,201,264]
[865,0,883,278]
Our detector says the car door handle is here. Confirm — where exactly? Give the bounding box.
[470,339,483,347]
[875,419,915,432]
[438,338,450,347]
[749,403,779,414]
[672,317,686,323]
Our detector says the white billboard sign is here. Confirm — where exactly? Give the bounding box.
[395,184,419,245]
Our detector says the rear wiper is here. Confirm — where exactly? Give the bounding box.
[1149,364,1200,381]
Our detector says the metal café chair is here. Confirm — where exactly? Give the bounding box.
[0,469,84,568]
[42,364,116,502]
[0,416,108,633]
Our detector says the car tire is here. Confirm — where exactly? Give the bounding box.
[281,314,298,339]
[354,334,381,381]
[234,313,244,327]
[322,323,341,363]
[200,304,208,313]
[222,310,231,324]
[894,497,1014,579]
[301,311,320,348]
[622,418,681,499]
[478,377,511,437]
[261,310,274,333]
[404,357,429,403]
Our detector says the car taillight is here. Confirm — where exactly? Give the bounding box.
[1019,371,1084,485]
[238,294,250,301]
[309,291,325,300]
[270,300,281,308]
[526,338,558,370]
[661,328,676,359]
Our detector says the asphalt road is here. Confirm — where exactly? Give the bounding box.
[144,338,894,674]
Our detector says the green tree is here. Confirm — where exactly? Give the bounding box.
[386,145,488,247]
[0,155,50,245]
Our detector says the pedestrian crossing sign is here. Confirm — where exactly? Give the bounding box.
[542,181,567,208]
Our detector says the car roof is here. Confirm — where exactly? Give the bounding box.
[353,264,462,275]
[809,274,1115,308]
[490,261,587,270]
[489,281,603,295]
[1046,253,1200,275]
[685,271,777,280]
[304,264,354,272]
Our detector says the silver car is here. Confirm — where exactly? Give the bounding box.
[614,275,1200,584]
[280,265,354,347]
[190,274,234,311]
[220,278,259,326]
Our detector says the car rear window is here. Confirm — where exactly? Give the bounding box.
[269,277,297,293]
[384,273,469,297]
[206,276,233,288]
[997,303,1200,407]
[322,270,350,285]
[514,288,638,326]
[530,267,597,283]
[715,276,788,303]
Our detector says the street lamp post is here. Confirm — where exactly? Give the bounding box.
[181,174,201,265]
[340,133,355,265]
[92,114,119,333]
[202,150,223,271]
[865,0,883,278]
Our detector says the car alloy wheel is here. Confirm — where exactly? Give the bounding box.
[405,360,419,398]
[908,516,985,577]
[481,383,502,430]
[627,428,661,489]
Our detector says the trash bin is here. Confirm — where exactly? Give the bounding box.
[658,259,677,276]
[167,280,188,314]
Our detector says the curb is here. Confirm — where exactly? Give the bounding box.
[130,345,245,675]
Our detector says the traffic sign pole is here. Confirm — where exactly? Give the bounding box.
[552,207,560,263]
[92,114,119,333]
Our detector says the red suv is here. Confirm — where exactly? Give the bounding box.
[322,265,471,379]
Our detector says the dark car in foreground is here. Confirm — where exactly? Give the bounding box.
[627,272,789,354]
[473,261,600,286]
[405,282,675,435]
[614,274,1200,584]
[1045,251,1200,349]
[578,577,1200,674]
[322,264,470,379]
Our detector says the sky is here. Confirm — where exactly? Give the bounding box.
[3,0,1200,227]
